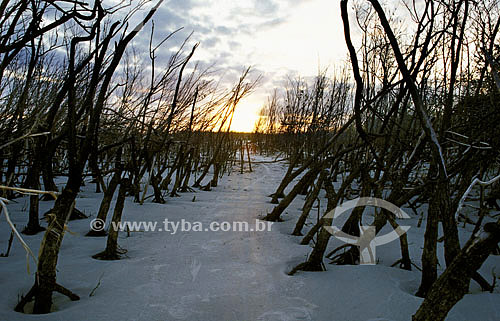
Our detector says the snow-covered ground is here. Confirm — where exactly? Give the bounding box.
[0,156,499,320]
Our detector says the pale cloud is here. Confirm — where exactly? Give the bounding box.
[123,0,350,131]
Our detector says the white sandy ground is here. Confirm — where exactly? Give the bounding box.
[0,155,499,321]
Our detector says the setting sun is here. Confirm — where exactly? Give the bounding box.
[230,98,262,132]
[191,0,348,133]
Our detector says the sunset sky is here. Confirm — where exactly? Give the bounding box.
[141,0,350,132]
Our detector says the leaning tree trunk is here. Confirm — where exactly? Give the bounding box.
[86,173,121,236]
[194,134,225,188]
[301,166,359,245]
[328,168,372,266]
[412,221,500,321]
[33,186,79,313]
[161,145,182,190]
[386,210,411,270]
[290,226,331,274]
[179,148,195,193]
[292,170,327,236]
[86,148,123,236]
[270,148,303,203]
[265,162,323,222]
[416,168,440,298]
[170,145,187,196]
[289,170,347,274]
[93,178,131,260]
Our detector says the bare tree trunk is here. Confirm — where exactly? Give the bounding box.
[86,148,123,236]
[412,222,500,321]
[93,178,131,260]
[33,188,77,313]
[151,174,166,204]
[86,173,121,237]
[246,141,252,172]
[170,145,187,196]
[289,168,357,274]
[301,166,359,245]
[41,143,59,199]
[292,170,327,236]
[29,2,162,311]
[416,166,440,298]
[329,166,372,265]
[387,212,411,270]
[270,148,303,203]
[265,163,323,222]
[179,148,195,193]
[23,194,45,235]
[210,161,221,188]
[240,140,245,174]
